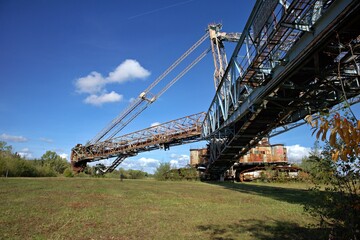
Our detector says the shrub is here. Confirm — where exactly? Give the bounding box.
[154,163,171,181]
[63,168,74,177]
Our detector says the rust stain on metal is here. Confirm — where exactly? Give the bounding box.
[239,138,287,163]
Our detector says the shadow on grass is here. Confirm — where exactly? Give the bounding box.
[208,182,319,206]
[197,219,328,240]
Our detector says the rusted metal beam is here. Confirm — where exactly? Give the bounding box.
[71,112,206,172]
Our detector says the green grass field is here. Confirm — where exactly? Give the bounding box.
[0,178,325,240]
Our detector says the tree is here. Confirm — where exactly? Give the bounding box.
[41,151,69,174]
[0,141,12,154]
[154,163,171,181]
[0,149,39,177]
[305,112,360,239]
[127,169,146,179]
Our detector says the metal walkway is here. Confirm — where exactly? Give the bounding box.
[71,112,205,172]
[202,0,360,178]
[71,0,360,176]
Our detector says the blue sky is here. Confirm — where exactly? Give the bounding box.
[1,0,359,173]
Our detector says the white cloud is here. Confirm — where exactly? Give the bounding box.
[108,59,150,83]
[286,144,311,163]
[169,154,189,168]
[75,59,150,106]
[94,153,190,174]
[0,133,28,142]
[121,157,161,174]
[59,153,68,160]
[151,122,161,127]
[75,71,106,94]
[18,148,33,159]
[84,91,123,106]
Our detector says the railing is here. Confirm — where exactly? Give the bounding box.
[202,0,332,138]
[71,112,206,163]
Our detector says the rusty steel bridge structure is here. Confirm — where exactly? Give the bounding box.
[71,0,360,179]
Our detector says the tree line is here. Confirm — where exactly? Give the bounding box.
[0,141,69,177]
[0,141,149,179]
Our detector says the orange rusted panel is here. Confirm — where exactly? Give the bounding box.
[239,138,287,163]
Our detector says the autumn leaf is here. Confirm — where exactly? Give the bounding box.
[332,150,340,161]
[329,129,337,147]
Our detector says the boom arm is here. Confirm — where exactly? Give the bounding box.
[71,32,211,172]
[89,32,210,145]
[71,112,206,172]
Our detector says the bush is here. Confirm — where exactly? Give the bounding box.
[63,168,74,177]
[179,167,199,181]
[37,165,57,177]
[154,163,171,181]
[304,113,360,239]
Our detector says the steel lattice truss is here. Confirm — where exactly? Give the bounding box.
[202,0,360,178]
[71,112,205,172]
[71,0,360,176]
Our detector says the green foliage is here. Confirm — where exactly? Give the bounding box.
[154,163,171,181]
[0,152,38,177]
[255,166,299,183]
[303,114,360,239]
[0,142,151,179]
[40,151,68,174]
[0,141,12,153]
[0,142,69,177]
[154,163,199,181]
[168,169,182,181]
[127,169,147,179]
[179,167,199,180]
[63,168,74,177]
[82,166,149,179]
[258,166,275,183]
[303,151,360,239]
[36,164,57,177]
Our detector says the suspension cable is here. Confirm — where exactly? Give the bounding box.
[105,47,211,140]
[89,32,210,144]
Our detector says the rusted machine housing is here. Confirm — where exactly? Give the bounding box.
[238,138,287,163]
[190,148,209,166]
[190,138,292,181]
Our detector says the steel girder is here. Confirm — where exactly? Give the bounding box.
[202,0,360,178]
[71,112,206,172]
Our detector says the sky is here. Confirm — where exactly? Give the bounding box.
[1,0,359,173]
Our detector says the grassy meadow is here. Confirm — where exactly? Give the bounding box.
[0,178,326,240]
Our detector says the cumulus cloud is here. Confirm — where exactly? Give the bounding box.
[121,157,161,174]
[286,144,311,163]
[84,91,123,106]
[95,153,191,174]
[75,59,150,106]
[150,122,161,127]
[0,133,28,142]
[107,59,151,83]
[75,71,106,94]
[169,153,190,168]
[18,148,33,159]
